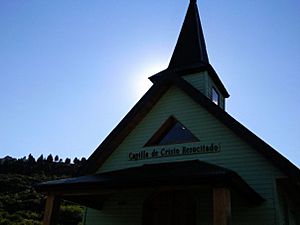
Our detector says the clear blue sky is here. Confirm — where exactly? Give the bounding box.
[0,0,299,167]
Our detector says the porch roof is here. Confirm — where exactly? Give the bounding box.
[35,160,264,206]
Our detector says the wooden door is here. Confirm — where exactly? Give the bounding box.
[143,190,196,225]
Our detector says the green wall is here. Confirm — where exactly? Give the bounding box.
[84,85,287,225]
[183,72,225,109]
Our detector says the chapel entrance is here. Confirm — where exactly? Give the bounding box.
[142,190,196,225]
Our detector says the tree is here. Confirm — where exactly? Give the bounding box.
[54,155,59,162]
[25,154,36,174]
[36,155,44,171]
[65,158,71,164]
[73,157,79,164]
[37,155,43,164]
[46,154,53,163]
[28,154,35,164]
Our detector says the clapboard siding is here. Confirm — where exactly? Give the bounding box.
[85,190,149,225]
[85,86,284,225]
[183,72,207,95]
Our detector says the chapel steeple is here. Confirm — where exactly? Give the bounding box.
[168,0,209,69]
[150,0,229,110]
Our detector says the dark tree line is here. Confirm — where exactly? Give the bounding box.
[0,154,87,176]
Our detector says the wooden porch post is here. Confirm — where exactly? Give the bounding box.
[43,194,61,225]
[213,187,231,225]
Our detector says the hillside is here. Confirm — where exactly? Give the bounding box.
[0,155,86,225]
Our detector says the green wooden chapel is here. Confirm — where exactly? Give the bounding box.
[36,1,300,225]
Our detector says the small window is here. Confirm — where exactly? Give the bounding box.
[144,116,199,146]
[212,88,219,105]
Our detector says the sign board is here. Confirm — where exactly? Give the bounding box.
[129,143,221,161]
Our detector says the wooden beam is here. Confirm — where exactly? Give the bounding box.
[43,194,61,225]
[213,187,231,225]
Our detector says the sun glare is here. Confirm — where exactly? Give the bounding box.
[130,62,166,100]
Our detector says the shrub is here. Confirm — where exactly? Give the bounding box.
[59,204,83,225]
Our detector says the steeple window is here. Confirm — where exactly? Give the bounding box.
[212,88,219,105]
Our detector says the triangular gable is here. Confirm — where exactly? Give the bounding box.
[80,76,300,185]
[144,116,199,146]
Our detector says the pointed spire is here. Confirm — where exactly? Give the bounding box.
[168,0,209,69]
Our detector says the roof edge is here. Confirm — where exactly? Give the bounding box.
[148,64,229,98]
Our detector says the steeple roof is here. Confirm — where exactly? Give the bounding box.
[168,0,209,69]
[149,0,230,98]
